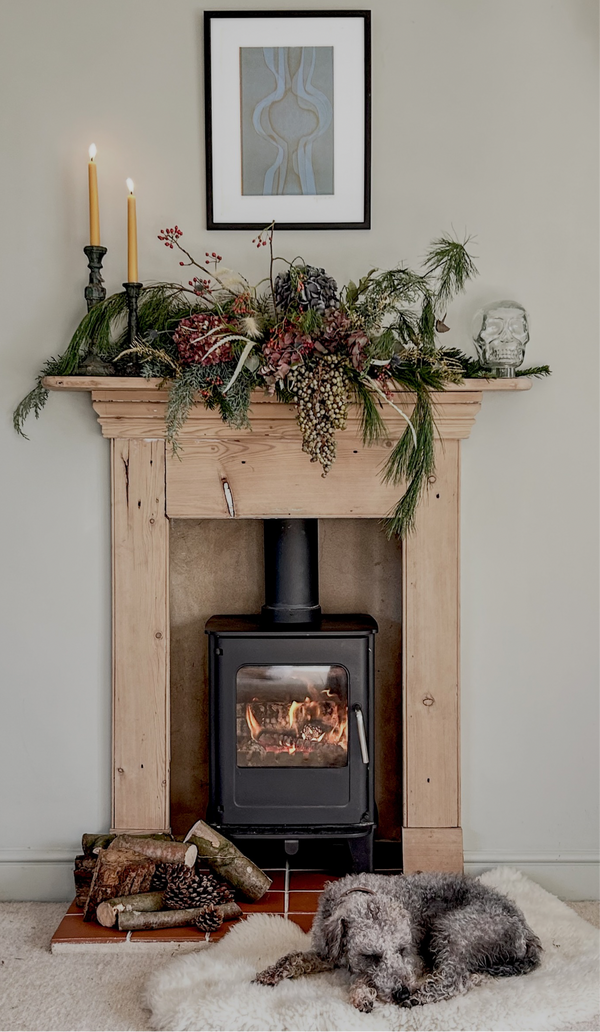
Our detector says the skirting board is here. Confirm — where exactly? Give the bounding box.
[464,852,600,901]
[0,849,77,901]
[1,849,598,901]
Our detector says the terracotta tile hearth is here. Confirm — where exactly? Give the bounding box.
[51,868,337,952]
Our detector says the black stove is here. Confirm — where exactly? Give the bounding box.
[206,519,377,872]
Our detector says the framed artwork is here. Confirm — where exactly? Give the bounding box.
[204,10,371,231]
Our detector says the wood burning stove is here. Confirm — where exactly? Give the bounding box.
[206,519,377,872]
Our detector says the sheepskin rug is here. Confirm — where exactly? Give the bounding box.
[144,868,600,1032]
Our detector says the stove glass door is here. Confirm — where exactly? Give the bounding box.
[236,664,348,768]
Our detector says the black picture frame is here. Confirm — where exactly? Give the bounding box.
[204,10,371,231]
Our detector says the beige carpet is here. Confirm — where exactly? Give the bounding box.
[0,898,597,1032]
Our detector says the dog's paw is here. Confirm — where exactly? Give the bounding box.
[349,983,377,1012]
[253,967,281,987]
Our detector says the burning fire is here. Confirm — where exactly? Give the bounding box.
[244,690,347,755]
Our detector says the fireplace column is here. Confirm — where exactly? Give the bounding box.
[111,438,170,833]
[401,438,463,872]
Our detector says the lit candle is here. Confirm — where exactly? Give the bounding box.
[126,178,138,282]
[88,144,100,246]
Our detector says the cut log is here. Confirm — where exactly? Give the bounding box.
[96,891,166,927]
[82,834,116,855]
[109,835,197,867]
[117,901,242,932]
[74,854,97,908]
[185,820,272,901]
[82,832,173,855]
[83,848,155,921]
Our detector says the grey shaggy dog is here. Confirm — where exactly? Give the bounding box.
[255,872,542,1012]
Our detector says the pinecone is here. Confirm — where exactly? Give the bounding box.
[150,862,171,892]
[194,905,223,933]
[274,266,339,315]
[164,866,230,910]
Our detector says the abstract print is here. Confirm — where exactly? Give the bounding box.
[240,46,334,196]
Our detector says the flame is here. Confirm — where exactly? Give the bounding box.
[334,715,347,744]
[245,704,263,742]
[126,177,135,194]
[243,689,349,758]
[88,143,97,160]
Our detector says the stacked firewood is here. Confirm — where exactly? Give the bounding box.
[74,820,271,933]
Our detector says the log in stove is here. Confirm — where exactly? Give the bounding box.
[206,519,377,872]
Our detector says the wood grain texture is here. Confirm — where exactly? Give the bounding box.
[402,827,464,873]
[402,440,460,828]
[43,376,533,393]
[111,439,170,833]
[90,396,482,442]
[166,436,407,518]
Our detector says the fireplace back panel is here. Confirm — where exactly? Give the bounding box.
[169,519,402,838]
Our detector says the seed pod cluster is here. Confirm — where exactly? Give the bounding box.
[291,354,348,476]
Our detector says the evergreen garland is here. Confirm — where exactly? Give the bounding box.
[13,227,550,536]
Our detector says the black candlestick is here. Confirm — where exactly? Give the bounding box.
[77,244,115,375]
[124,281,142,346]
[83,245,107,311]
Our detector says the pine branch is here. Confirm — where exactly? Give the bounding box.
[351,377,388,445]
[423,235,478,312]
[381,387,435,537]
[517,365,551,378]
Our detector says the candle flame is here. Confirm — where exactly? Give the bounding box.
[89,143,97,160]
[126,178,135,194]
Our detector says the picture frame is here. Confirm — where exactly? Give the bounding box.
[204,10,371,231]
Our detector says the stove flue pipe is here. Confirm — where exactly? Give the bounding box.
[261,519,321,625]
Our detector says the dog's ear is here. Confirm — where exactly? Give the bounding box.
[320,911,349,963]
[366,896,382,920]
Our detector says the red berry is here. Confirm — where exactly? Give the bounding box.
[179,261,184,265]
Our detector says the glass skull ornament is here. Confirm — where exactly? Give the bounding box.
[472,300,529,377]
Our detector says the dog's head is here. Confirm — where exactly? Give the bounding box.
[312,883,424,1001]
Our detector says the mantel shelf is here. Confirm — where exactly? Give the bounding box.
[42,374,531,446]
[43,375,532,394]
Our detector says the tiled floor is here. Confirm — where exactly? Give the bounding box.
[51,866,338,949]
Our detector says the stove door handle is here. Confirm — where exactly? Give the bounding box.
[353,704,370,764]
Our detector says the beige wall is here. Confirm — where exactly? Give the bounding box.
[0,0,598,899]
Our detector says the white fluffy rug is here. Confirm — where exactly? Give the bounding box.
[144,868,600,1032]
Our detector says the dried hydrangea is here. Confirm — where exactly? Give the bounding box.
[173,313,234,365]
[260,319,317,386]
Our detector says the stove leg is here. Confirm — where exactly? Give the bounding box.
[348,832,374,873]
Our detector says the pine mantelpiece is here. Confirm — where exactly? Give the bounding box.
[43,375,531,872]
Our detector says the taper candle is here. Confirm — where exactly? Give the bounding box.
[126,178,138,282]
[88,144,100,246]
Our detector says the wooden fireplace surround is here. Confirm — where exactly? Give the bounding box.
[44,375,530,873]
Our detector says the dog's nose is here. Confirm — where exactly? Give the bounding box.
[392,986,411,1005]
